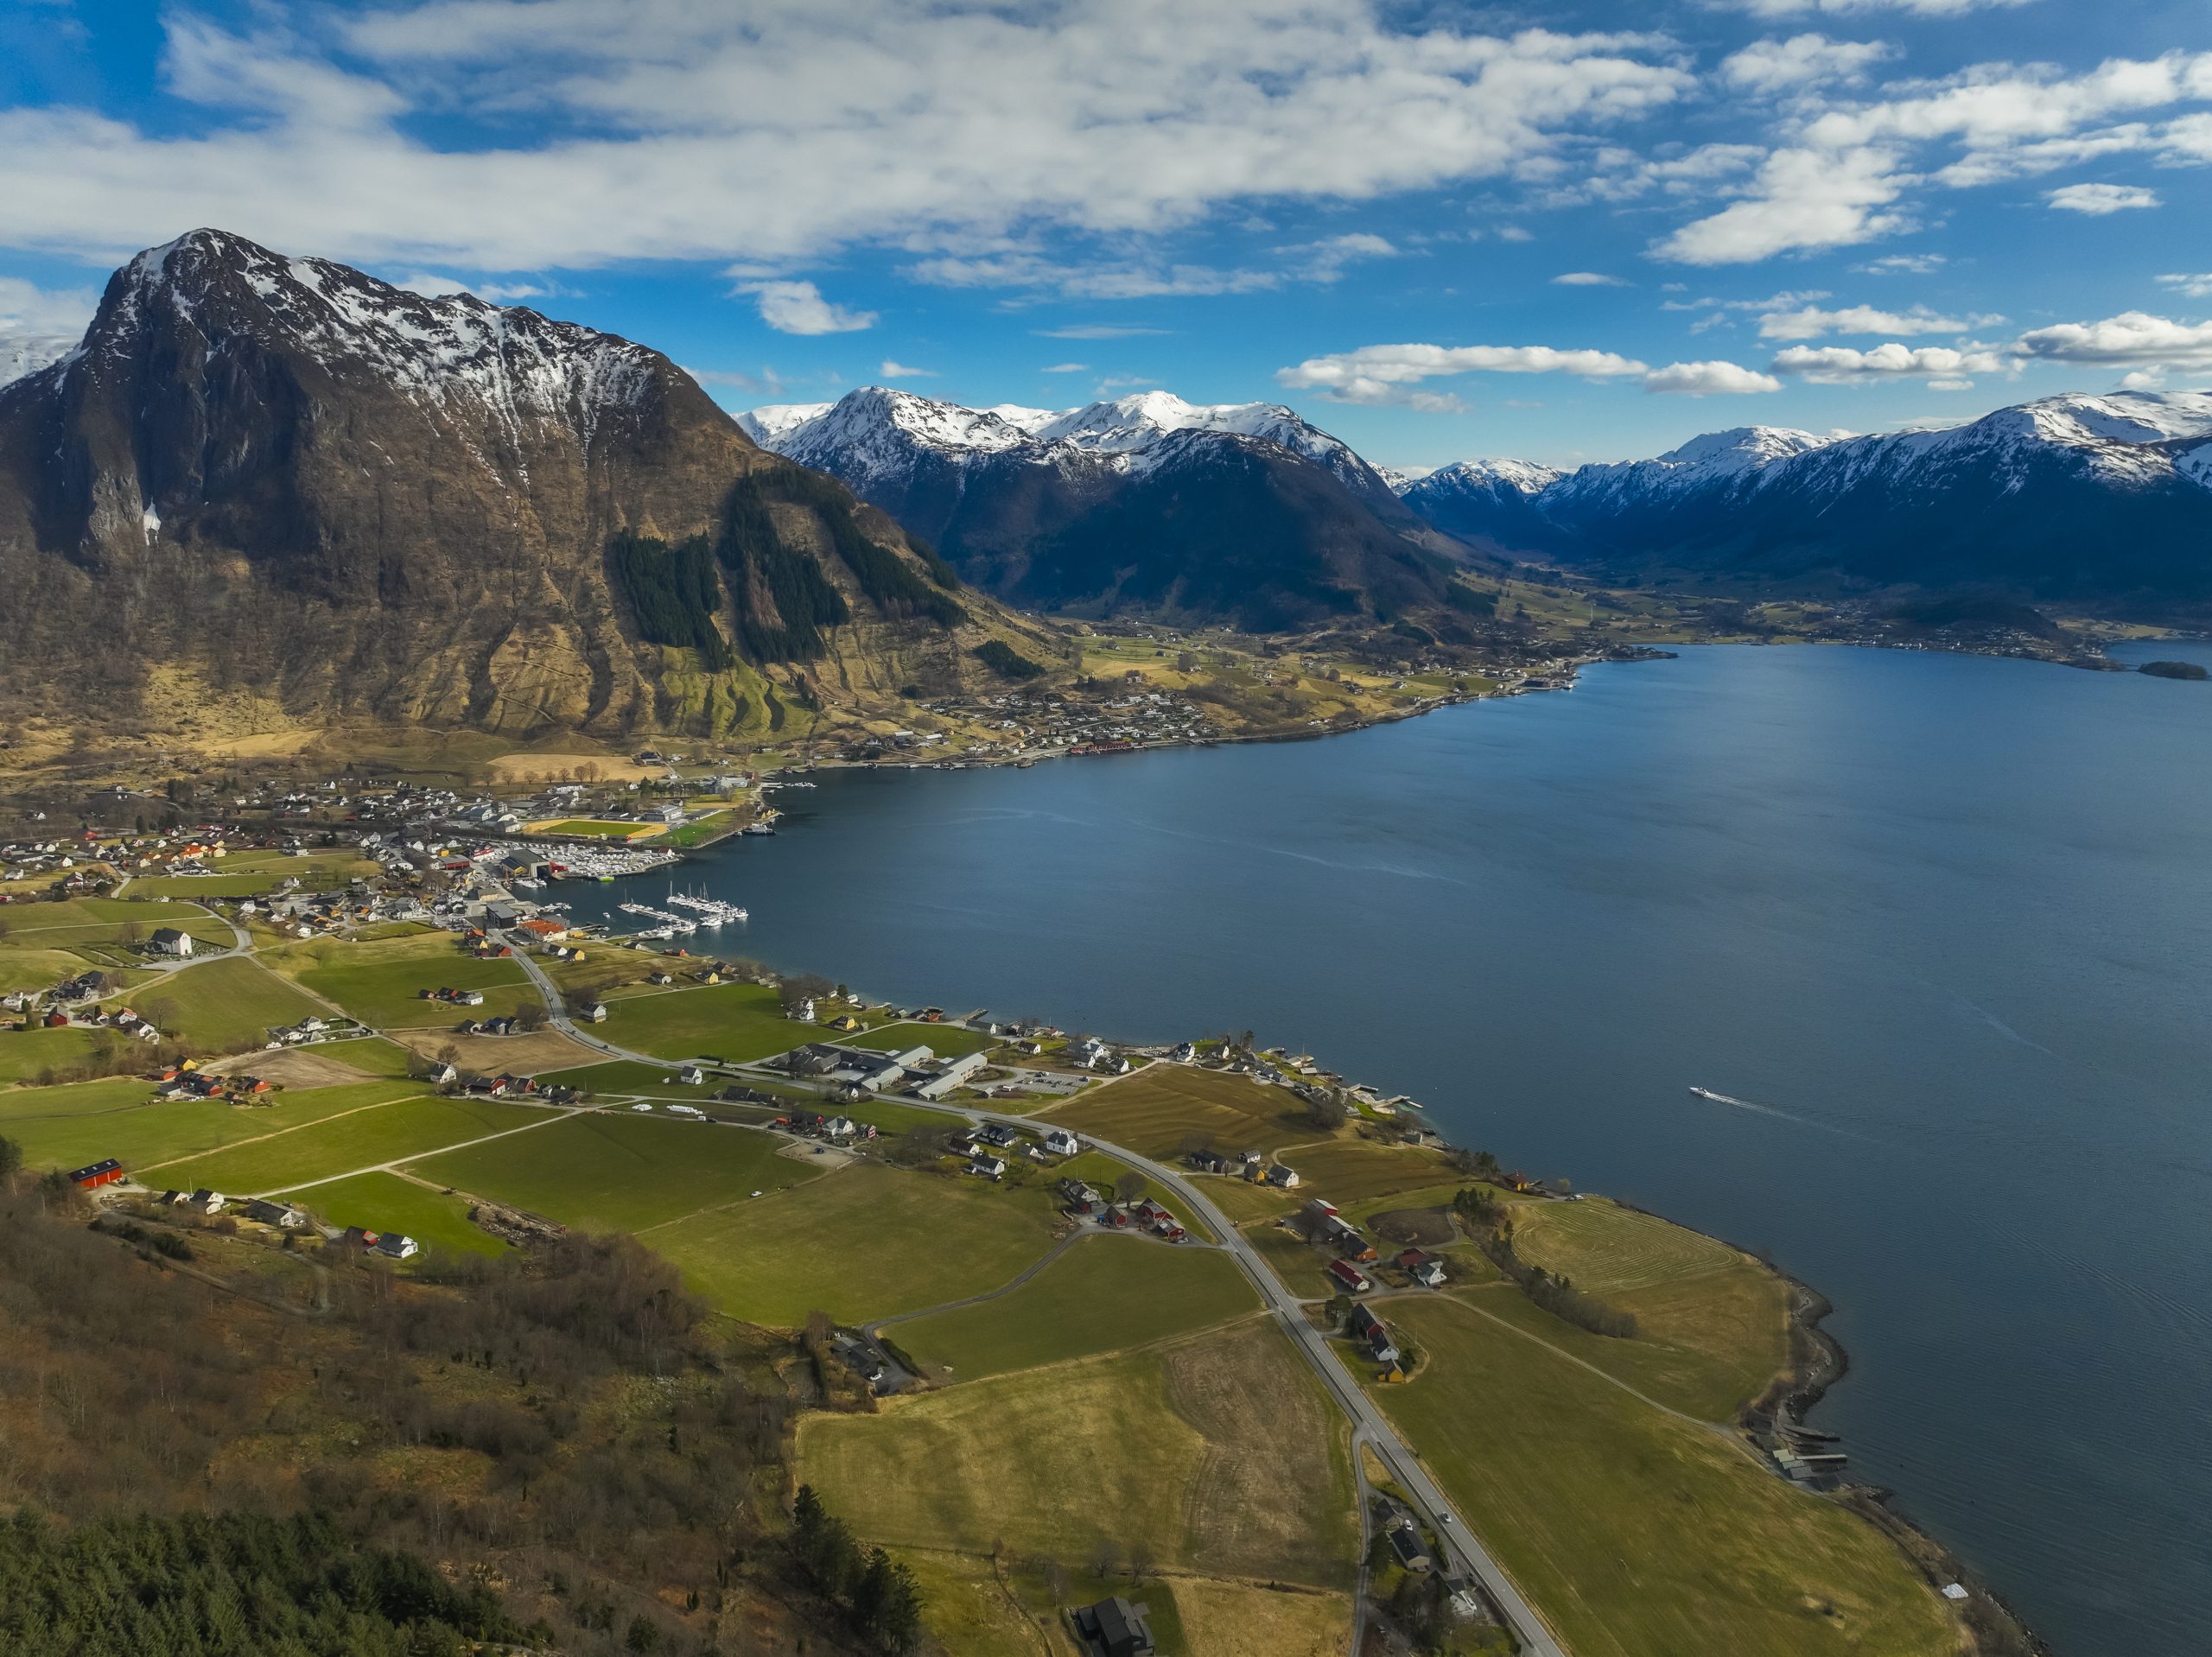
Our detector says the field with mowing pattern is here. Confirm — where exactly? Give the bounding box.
[649,1161,1062,1328]
[894,1235,1258,1382]
[404,1111,818,1233]
[281,1171,507,1257]
[1037,1064,1313,1158]
[298,1036,420,1078]
[601,982,815,1063]
[152,1093,554,1196]
[1365,1298,1956,1657]
[801,1320,1357,1591]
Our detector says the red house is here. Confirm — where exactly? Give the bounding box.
[69,1159,124,1190]
[1328,1259,1372,1294]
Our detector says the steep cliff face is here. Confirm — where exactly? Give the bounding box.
[0,231,1058,737]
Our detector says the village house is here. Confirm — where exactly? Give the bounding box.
[1043,1127,1081,1158]
[148,927,194,957]
[1071,1596,1155,1657]
[1398,1248,1448,1288]
[964,1155,1007,1181]
[1327,1259,1372,1294]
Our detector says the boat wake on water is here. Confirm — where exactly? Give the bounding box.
[1687,1085,1877,1142]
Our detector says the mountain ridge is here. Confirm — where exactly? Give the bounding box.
[0,229,1061,741]
[741,384,1476,629]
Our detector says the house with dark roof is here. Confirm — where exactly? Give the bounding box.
[1071,1596,1154,1657]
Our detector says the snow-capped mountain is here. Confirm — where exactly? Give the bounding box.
[0,230,1044,733]
[741,385,1465,627]
[1394,393,2212,602]
[745,385,1406,508]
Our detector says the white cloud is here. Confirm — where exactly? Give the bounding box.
[1656,51,2212,263]
[1925,377,1975,390]
[1720,35,1895,97]
[1644,359,1784,393]
[1041,361,1089,372]
[1277,341,1649,406]
[2047,182,2159,214]
[741,279,876,334]
[2011,312,2212,369]
[879,359,934,378]
[2156,273,2212,299]
[2119,368,2166,390]
[1654,144,1910,263]
[0,275,98,384]
[394,271,556,303]
[1552,271,1629,286]
[1032,324,1169,340]
[1756,302,1974,339]
[1711,0,2034,13]
[1770,342,2005,379]
[1285,232,1398,282]
[0,5,1692,272]
[1854,252,1945,274]
[906,253,1280,299]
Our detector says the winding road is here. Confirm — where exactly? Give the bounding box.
[506,936,1571,1657]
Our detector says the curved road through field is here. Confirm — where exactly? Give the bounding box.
[506,938,1569,1657]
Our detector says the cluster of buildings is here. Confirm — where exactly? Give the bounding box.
[1058,1178,1188,1241]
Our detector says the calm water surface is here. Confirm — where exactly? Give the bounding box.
[570,642,2212,1657]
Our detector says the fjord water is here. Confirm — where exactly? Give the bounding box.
[581,642,2212,1656]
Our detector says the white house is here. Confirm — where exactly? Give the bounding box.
[1043,1127,1081,1158]
[149,927,194,957]
[375,1232,420,1259]
[678,1064,704,1085]
[787,997,816,1022]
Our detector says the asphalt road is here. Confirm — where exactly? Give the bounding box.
[505,939,1568,1657]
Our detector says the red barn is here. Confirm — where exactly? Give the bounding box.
[69,1159,124,1190]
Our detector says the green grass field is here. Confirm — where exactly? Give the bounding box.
[801,1319,1357,1591]
[839,1021,997,1058]
[598,982,814,1063]
[0,1078,434,1176]
[136,956,328,1052]
[152,1093,555,1196]
[1503,1197,1793,1420]
[895,1236,1257,1382]
[0,1022,116,1086]
[1271,1134,1458,1205]
[1039,1064,1314,1159]
[404,1111,818,1232]
[1366,1298,1955,1657]
[649,1160,1062,1327]
[539,818,656,839]
[295,953,535,1029]
[279,1171,507,1257]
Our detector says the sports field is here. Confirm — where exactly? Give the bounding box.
[893,1235,1258,1381]
[1038,1064,1313,1158]
[150,1093,554,1196]
[649,1161,1062,1327]
[281,1171,507,1256]
[536,818,659,839]
[801,1319,1357,1590]
[601,981,814,1063]
[404,1111,819,1232]
[1366,1298,1956,1657]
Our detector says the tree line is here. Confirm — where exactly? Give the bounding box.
[788,1487,924,1654]
[1453,1184,1639,1340]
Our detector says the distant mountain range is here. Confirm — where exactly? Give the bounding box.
[1393,395,2212,606]
[0,230,1056,737]
[739,388,1475,630]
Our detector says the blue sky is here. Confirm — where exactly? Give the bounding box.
[3,0,2209,468]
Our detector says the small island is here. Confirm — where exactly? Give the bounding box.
[2139,659,2209,681]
